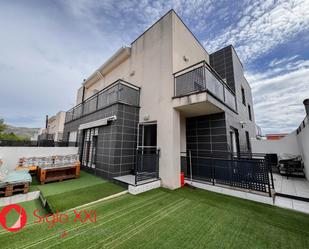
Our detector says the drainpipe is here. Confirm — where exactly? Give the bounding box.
[304,99,309,116]
[45,115,48,129]
[82,80,86,102]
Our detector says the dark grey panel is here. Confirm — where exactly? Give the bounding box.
[64,103,139,179]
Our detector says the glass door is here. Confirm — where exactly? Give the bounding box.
[81,127,98,168]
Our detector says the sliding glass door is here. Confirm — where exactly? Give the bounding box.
[81,128,98,168]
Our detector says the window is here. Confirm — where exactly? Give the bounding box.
[241,87,246,105]
[245,131,251,151]
[248,105,252,121]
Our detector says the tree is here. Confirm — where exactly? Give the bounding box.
[0,118,29,141]
[0,118,6,133]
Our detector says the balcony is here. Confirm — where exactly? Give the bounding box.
[173,61,237,112]
[65,80,140,123]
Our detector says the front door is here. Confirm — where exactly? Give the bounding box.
[136,122,158,175]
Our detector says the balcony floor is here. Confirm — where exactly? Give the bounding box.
[172,91,224,117]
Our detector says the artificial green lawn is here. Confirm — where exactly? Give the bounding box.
[0,199,47,226]
[30,171,106,196]
[28,170,124,212]
[46,182,125,212]
[1,187,309,249]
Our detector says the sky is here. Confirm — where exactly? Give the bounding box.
[0,0,308,134]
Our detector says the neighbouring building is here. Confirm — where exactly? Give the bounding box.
[39,111,66,142]
[63,10,256,189]
[266,134,288,140]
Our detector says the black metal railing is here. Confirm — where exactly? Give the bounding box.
[38,133,54,141]
[135,148,160,185]
[174,61,237,111]
[65,79,140,123]
[0,140,78,147]
[181,151,274,196]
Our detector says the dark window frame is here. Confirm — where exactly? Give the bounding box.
[248,104,252,121]
[241,86,246,105]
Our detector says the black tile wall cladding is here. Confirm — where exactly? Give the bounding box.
[186,113,229,159]
[63,103,139,179]
[210,46,235,92]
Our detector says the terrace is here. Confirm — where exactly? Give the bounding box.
[172,60,237,116]
[65,80,140,123]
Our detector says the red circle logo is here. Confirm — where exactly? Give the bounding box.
[0,204,27,232]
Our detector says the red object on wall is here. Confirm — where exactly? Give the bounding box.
[180,172,185,187]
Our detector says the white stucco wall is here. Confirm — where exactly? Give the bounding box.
[0,147,78,171]
[251,131,300,157]
[297,120,309,178]
[252,118,309,179]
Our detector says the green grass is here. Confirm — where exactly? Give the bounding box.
[1,187,309,249]
[0,199,47,226]
[29,170,124,212]
[46,182,125,212]
[30,171,106,196]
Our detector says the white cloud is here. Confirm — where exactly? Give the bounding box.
[204,0,309,62]
[247,57,309,134]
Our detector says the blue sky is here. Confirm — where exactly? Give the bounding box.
[0,0,308,134]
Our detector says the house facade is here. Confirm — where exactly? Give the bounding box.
[39,111,66,142]
[63,10,256,189]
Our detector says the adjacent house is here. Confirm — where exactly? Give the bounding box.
[63,10,256,189]
[39,111,66,142]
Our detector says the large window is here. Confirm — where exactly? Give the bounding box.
[241,87,246,105]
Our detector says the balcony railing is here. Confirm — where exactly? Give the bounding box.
[65,80,140,123]
[173,61,237,111]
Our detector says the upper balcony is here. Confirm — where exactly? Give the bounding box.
[173,61,237,114]
[65,80,140,123]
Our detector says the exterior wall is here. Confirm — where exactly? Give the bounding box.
[172,12,209,73]
[297,120,309,178]
[210,47,235,91]
[251,131,300,157]
[64,103,139,179]
[76,86,84,105]
[210,46,256,153]
[186,113,228,159]
[252,118,309,180]
[0,147,78,172]
[47,111,66,141]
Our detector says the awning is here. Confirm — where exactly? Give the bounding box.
[78,115,116,130]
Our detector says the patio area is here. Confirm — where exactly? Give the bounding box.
[273,173,309,214]
[273,173,309,199]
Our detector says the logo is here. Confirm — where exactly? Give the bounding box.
[0,204,27,232]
